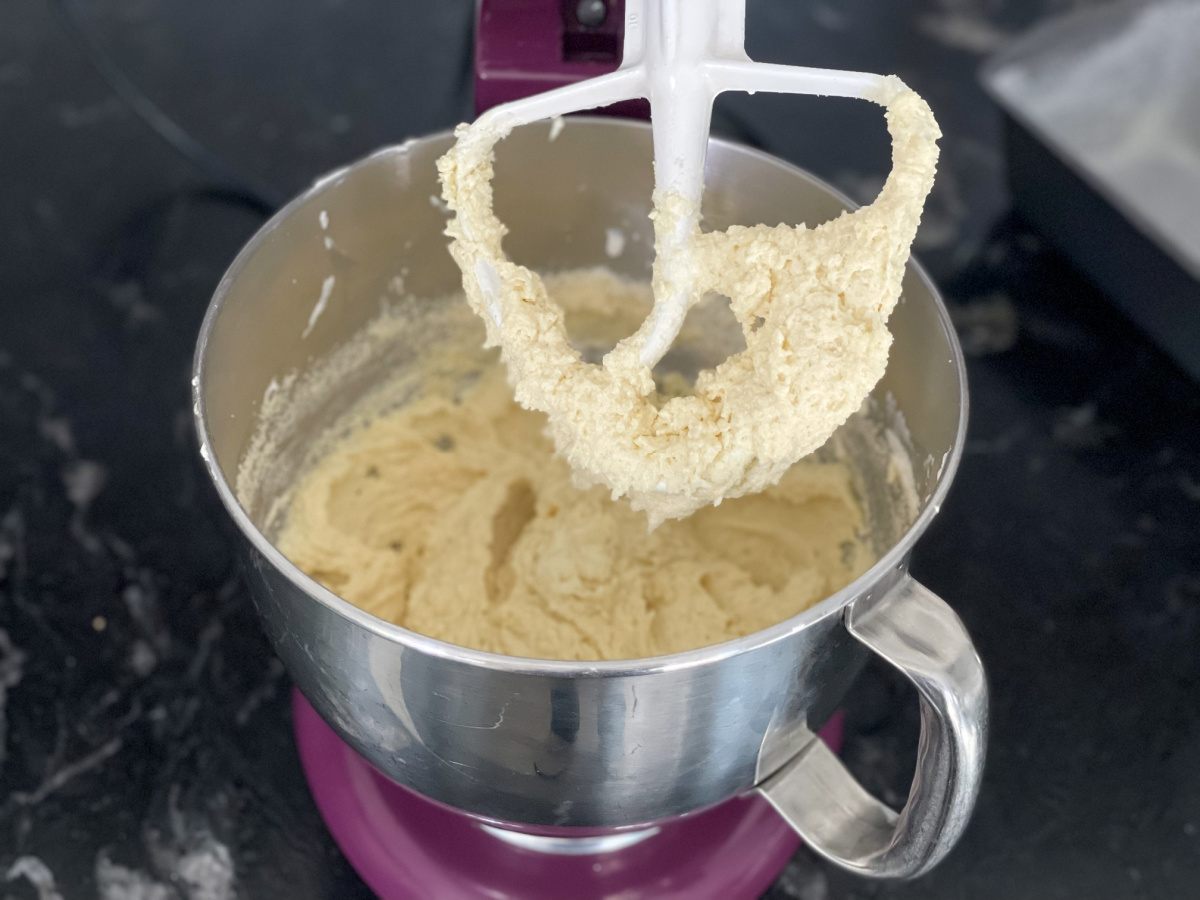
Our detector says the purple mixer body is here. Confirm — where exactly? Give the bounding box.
[474,0,649,117]
[294,690,844,900]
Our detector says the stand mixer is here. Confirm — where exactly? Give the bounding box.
[192,2,988,898]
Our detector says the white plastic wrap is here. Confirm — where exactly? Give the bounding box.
[986,0,1200,276]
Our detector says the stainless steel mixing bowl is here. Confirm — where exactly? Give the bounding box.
[194,118,986,879]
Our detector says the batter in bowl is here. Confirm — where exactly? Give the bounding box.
[273,269,873,661]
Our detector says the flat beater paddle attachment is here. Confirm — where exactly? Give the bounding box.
[438,0,940,526]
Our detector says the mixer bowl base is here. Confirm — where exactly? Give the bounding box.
[293,689,843,899]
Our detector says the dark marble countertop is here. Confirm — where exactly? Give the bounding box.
[1,1,1197,897]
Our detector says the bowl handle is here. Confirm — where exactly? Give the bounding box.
[757,574,988,878]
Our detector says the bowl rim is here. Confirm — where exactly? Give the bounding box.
[193,115,969,678]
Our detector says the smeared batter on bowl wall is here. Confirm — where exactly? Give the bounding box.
[275,270,873,661]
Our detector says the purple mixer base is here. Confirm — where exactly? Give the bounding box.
[293,689,844,900]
